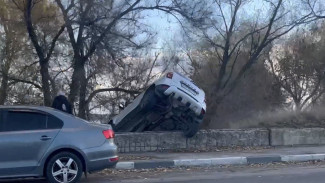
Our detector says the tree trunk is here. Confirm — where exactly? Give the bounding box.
[0,73,9,105]
[0,24,17,105]
[68,66,81,105]
[0,34,11,105]
[40,61,52,106]
[85,104,90,120]
[294,99,302,112]
[24,0,56,107]
[68,56,86,116]
[78,66,87,119]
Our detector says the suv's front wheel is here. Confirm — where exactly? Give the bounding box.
[46,152,83,183]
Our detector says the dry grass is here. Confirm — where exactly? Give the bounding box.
[228,107,325,129]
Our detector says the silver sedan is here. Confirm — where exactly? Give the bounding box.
[0,106,118,183]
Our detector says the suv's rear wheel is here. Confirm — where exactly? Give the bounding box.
[46,152,83,183]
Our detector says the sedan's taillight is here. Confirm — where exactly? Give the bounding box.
[103,129,115,139]
[109,157,119,162]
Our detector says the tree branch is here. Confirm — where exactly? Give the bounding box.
[84,0,142,60]
[86,87,141,105]
[6,75,42,90]
[45,25,66,61]
[24,0,46,62]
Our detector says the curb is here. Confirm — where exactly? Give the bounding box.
[115,153,325,169]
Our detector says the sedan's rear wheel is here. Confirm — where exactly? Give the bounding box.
[46,152,83,183]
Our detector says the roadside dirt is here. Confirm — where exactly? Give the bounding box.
[4,160,325,183]
[95,160,325,181]
[155,146,273,153]
[119,146,273,161]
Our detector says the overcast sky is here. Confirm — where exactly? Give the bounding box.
[142,10,181,51]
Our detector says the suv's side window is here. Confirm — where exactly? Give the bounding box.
[3,111,47,132]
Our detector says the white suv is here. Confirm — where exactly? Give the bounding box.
[109,72,206,137]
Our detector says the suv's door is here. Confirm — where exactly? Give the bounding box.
[0,109,62,177]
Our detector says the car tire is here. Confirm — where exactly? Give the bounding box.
[140,87,157,112]
[183,121,200,138]
[46,152,83,183]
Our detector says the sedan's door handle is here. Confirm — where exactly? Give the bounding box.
[40,135,52,141]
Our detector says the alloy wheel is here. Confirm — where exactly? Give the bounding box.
[51,157,78,183]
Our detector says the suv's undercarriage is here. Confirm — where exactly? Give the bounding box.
[111,86,203,138]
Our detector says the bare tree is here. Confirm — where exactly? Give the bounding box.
[268,29,325,111]
[306,0,325,18]
[190,0,315,98]
[84,51,161,120]
[0,1,20,104]
[173,0,316,126]
[0,0,38,104]
[13,0,65,106]
[54,0,206,118]
[54,0,142,118]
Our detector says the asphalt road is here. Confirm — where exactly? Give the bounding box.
[2,163,325,183]
[87,165,325,183]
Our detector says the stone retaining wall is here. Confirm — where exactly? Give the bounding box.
[270,128,325,146]
[115,129,269,153]
[115,128,325,153]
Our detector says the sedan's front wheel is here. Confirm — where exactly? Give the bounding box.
[46,152,83,183]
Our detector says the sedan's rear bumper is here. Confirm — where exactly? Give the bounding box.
[82,140,118,173]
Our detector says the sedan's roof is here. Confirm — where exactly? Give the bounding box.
[0,105,74,119]
[0,105,91,128]
[0,105,57,112]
